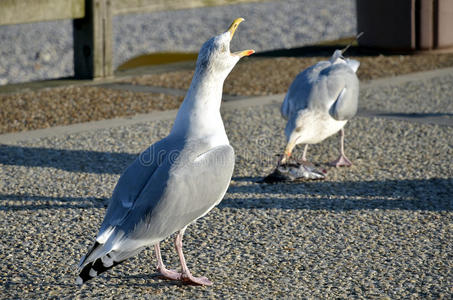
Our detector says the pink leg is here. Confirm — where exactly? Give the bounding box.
[154,243,181,280]
[299,144,317,168]
[330,128,352,167]
[175,228,212,286]
[301,144,308,162]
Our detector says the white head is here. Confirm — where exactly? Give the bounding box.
[329,49,360,73]
[195,18,255,80]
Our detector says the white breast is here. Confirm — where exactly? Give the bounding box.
[296,111,347,144]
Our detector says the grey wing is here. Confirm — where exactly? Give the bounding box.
[281,62,330,119]
[326,65,360,121]
[96,138,173,242]
[280,93,291,120]
[113,144,235,246]
[281,72,311,119]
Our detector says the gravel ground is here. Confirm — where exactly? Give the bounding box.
[0,74,452,298]
[0,0,355,85]
[2,54,453,135]
[360,73,453,114]
[0,87,182,134]
[124,54,453,96]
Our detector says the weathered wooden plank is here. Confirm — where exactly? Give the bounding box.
[437,0,453,47]
[74,0,113,79]
[0,0,85,25]
[112,0,270,15]
[417,0,434,50]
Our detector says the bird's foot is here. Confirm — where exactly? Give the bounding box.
[330,154,352,167]
[157,266,212,286]
[181,272,213,286]
[156,266,181,281]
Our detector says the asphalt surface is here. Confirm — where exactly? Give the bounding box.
[0,68,452,298]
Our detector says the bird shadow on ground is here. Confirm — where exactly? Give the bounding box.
[0,274,183,295]
[105,273,203,288]
[71,273,207,290]
[0,144,135,174]
[221,176,453,211]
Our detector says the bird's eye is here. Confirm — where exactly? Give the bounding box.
[221,45,227,53]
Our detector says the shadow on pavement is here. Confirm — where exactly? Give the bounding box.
[1,177,451,211]
[373,112,453,118]
[0,194,107,211]
[357,111,453,126]
[1,145,451,212]
[0,144,136,174]
[221,177,453,211]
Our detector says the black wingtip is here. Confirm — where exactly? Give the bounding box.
[77,262,95,284]
[76,254,122,284]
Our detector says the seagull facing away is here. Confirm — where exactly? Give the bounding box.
[280,49,360,167]
[77,18,254,286]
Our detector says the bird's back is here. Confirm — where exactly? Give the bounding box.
[281,61,330,119]
[281,60,359,120]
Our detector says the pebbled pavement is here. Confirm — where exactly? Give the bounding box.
[0,70,452,298]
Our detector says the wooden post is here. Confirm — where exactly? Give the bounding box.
[417,0,434,50]
[437,0,453,48]
[73,0,112,79]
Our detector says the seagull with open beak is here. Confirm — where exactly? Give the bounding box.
[77,18,253,286]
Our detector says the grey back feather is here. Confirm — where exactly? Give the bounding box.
[325,63,359,120]
[281,59,359,122]
[281,61,330,119]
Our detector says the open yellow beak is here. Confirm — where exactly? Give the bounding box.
[228,18,244,40]
[227,18,255,57]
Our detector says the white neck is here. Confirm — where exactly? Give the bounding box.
[170,66,229,146]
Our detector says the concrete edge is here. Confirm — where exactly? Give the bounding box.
[360,66,453,89]
[1,67,452,144]
[0,109,179,144]
[0,94,283,144]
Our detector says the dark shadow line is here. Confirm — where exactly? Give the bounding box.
[0,204,100,211]
[2,177,451,211]
[80,273,195,288]
[0,144,136,174]
[379,112,453,118]
[218,195,451,211]
[4,176,449,211]
[359,110,453,119]
[226,177,452,211]
[0,194,107,211]
[231,176,261,182]
[230,177,452,195]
